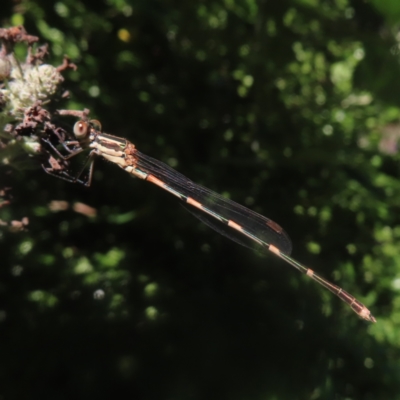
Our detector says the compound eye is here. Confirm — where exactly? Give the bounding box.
[73,120,89,139]
[90,119,102,131]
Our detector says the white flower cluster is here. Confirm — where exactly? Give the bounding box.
[1,58,64,119]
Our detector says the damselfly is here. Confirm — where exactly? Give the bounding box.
[43,119,376,323]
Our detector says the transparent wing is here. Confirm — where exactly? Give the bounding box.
[135,150,293,256]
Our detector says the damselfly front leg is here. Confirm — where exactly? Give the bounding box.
[40,120,101,186]
[41,149,97,186]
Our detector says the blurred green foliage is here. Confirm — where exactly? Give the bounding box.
[2,0,400,399]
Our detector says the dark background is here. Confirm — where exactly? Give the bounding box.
[1,0,400,399]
